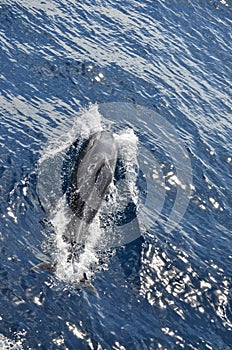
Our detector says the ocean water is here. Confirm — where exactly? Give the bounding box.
[0,0,231,349]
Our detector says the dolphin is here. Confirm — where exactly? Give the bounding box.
[63,130,118,256]
[69,130,118,222]
[31,130,118,293]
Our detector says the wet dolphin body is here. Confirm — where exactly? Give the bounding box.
[31,131,118,293]
[64,130,118,257]
[70,130,118,224]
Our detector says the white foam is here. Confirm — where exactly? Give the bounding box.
[0,334,24,350]
[39,104,103,165]
[51,196,72,280]
[115,128,139,205]
[73,217,103,279]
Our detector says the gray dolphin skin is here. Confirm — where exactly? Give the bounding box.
[64,130,118,258]
[70,130,118,224]
[31,130,118,295]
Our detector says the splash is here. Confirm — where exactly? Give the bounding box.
[37,104,140,282]
[0,333,24,350]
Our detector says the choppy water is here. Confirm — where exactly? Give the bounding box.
[0,0,231,349]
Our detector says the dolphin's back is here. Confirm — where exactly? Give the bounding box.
[69,131,118,224]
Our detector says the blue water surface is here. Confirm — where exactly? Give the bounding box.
[0,0,232,349]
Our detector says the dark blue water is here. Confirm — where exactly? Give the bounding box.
[0,0,231,349]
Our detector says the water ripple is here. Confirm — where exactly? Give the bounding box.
[0,0,231,348]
